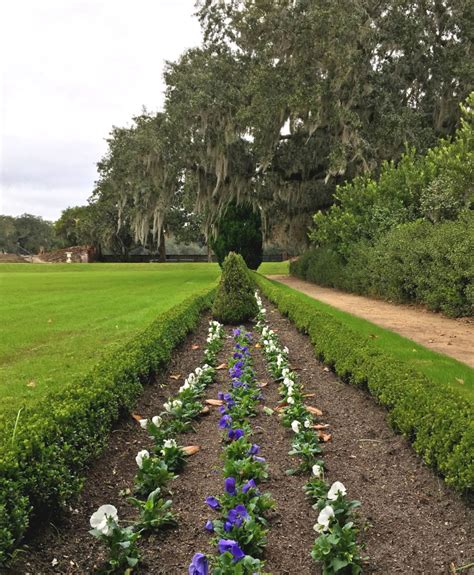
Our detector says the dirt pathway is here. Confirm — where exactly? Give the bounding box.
[268,275,474,368]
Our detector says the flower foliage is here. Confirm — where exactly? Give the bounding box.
[90,319,225,572]
[191,327,271,574]
[255,291,363,574]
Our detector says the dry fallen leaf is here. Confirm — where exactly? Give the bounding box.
[323,367,330,372]
[305,405,323,417]
[259,382,268,388]
[170,374,181,380]
[182,445,200,456]
[255,342,261,348]
[205,399,224,406]
[191,344,200,350]
[216,363,227,370]
[318,431,332,442]
[455,378,465,385]
[27,380,36,388]
[303,393,316,398]
[274,402,287,412]
[313,423,330,430]
[200,406,210,415]
[131,413,143,423]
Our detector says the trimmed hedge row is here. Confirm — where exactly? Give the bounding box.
[254,274,473,493]
[291,214,474,317]
[0,288,215,564]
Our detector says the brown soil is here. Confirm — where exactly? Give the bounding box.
[269,275,474,368]
[7,304,473,575]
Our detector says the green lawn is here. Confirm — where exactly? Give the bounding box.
[0,263,220,419]
[264,279,473,397]
[257,260,289,275]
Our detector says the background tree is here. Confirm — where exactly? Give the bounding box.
[210,203,263,269]
[0,214,57,254]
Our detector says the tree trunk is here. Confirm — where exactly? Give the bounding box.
[159,229,166,262]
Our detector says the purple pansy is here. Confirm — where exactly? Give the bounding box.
[217,539,245,562]
[205,496,220,510]
[227,504,249,528]
[253,456,266,463]
[228,428,244,441]
[242,479,257,494]
[225,477,237,496]
[247,444,260,455]
[205,520,214,532]
[219,414,232,429]
[189,553,209,575]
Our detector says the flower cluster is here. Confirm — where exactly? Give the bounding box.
[255,292,363,575]
[90,320,224,572]
[190,328,271,574]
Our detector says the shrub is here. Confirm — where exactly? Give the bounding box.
[0,288,215,565]
[212,252,258,324]
[293,214,473,317]
[254,273,473,492]
[210,203,263,270]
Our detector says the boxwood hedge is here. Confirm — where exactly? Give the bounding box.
[0,288,214,565]
[254,274,473,493]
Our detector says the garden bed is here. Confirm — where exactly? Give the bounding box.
[7,300,472,574]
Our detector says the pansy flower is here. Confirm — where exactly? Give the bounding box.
[217,539,245,562]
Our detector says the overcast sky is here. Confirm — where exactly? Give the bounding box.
[0,0,202,221]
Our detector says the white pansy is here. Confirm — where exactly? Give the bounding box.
[202,364,210,370]
[135,449,150,468]
[327,481,347,500]
[90,504,118,536]
[312,464,323,478]
[304,419,312,429]
[283,377,294,387]
[283,346,289,354]
[139,418,148,429]
[287,396,295,405]
[195,367,202,375]
[291,420,301,433]
[163,439,177,449]
[314,505,334,533]
[163,401,172,412]
[152,415,162,427]
[282,368,290,377]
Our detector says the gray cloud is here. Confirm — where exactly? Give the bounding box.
[0,0,202,221]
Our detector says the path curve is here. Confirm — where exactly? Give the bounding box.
[268,275,474,368]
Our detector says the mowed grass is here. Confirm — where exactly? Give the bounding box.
[258,261,289,275]
[264,280,473,398]
[0,263,220,419]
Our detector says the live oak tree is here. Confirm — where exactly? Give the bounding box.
[91,1,473,253]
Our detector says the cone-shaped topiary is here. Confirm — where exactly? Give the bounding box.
[212,252,259,324]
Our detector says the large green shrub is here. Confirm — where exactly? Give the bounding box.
[212,252,258,323]
[297,95,474,316]
[254,274,473,492]
[0,288,214,565]
[293,214,473,317]
[210,203,263,270]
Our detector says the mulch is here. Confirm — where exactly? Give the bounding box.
[7,301,473,575]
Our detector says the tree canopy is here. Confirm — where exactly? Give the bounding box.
[90,1,473,252]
